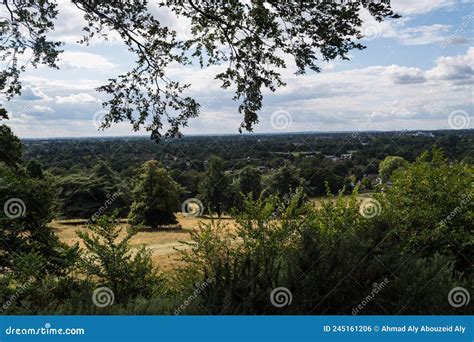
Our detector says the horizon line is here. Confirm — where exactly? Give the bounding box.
[19,128,472,140]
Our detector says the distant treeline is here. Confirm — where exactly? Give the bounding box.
[21,130,474,219]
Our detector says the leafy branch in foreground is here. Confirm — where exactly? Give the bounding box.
[0,0,399,141]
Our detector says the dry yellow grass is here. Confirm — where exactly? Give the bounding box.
[50,213,236,269]
[50,194,372,269]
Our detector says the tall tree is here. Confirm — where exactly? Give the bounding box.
[129,160,182,227]
[238,165,262,200]
[0,124,22,168]
[265,164,305,199]
[0,1,399,141]
[57,161,129,219]
[379,156,408,182]
[0,117,75,277]
[199,155,231,216]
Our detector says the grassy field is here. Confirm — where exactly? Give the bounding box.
[50,194,373,270]
[49,213,237,271]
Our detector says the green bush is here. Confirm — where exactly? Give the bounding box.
[77,215,161,304]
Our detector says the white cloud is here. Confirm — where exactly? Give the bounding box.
[28,105,55,114]
[47,1,122,45]
[359,6,472,47]
[58,51,117,70]
[18,48,471,134]
[427,47,474,80]
[397,25,452,45]
[55,93,99,104]
[384,65,427,84]
[392,0,457,15]
[19,85,51,101]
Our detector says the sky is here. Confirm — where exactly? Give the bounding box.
[1,0,473,139]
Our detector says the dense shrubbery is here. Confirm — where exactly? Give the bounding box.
[179,186,470,314]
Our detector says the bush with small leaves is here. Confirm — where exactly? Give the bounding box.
[77,214,161,304]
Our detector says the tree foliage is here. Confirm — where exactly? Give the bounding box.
[77,215,159,303]
[57,161,129,219]
[264,163,305,198]
[379,155,408,182]
[129,160,182,227]
[0,118,76,278]
[0,124,22,168]
[238,165,261,196]
[381,148,473,272]
[1,1,399,141]
[199,155,232,216]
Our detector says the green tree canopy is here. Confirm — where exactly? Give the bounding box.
[199,155,232,216]
[265,164,305,198]
[57,161,129,219]
[129,160,182,227]
[78,215,159,303]
[380,148,473,272]
[379,156,408,182]
[0,124,22,168]
[0,120,74,277]
[237,165,262,200]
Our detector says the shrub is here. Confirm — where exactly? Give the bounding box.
[77,215,161,304]
[179,189,306,314]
